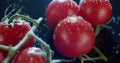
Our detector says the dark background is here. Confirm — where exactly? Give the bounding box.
[0,0,120,63]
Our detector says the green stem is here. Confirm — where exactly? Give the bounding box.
[14,17,42,51]
[8,14,38,25]
[32,32,52,63]
[80,47,108,62]
[3,17,43,63]
[14,17,43,50]
[105,17,112,24]
[94,46,108,62]
[79,25,108,63]
[94,25,108,62]
[15,7,23,14]
[1,8,53,63]
[95,25,101,36]
[0,45,10,51]
[51,59,74,63]
[14,30,32,50]
[3,30,33,63]
[4,5,12,16]
[101,25,111,29]
[1,9,15,22]
[3,46,16,63]
[83,54,96,62]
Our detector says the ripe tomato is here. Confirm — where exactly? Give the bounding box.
[78,0,112,26]
[0,52,4,63]
[12,47,46,63]
[0,20,34,58]
[46,0,79,29]
[53,16,95,57]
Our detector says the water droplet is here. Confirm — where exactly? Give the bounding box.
[57,23,61,27]
[77,27,81,31]
[67,19,71,23]
[56,4,59,8]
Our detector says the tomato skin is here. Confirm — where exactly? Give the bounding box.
[0,52,4,63]
[46,0,79,29]
[12,47,46,63]
[53,16,95,57]
[0,20,34,58]
[79,0,112,26]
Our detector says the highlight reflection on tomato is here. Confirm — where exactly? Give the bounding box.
[79,0,112,25]
[12,47,46,63]
[46,0,79,29]
[53,16,95,57]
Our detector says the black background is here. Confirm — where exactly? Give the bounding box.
[0,0,120,63]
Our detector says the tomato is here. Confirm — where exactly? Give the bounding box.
[78,0,112,26]
[46,0,79,29]
[53,16,95,57]
[0,52,4,63]
[12,47,46,63]
[0,20,34,58]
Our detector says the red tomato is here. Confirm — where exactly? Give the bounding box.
[0,20,34,58]
[78,0,112,25]
[46,0,79,29]
[12,47,46,63]
[0,52,4,63]
[53,16,95,57]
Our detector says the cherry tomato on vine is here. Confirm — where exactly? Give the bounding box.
[53,16,95,57]
[78,0,112,26]
[0,20,34,58]
[12,47,46,63]
[46,0,79,29]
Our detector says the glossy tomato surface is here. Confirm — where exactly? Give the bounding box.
[0,0,120,63]
[53,16,95,57]
[0,52,4,63]
[79,0,112,26]
[12,47,46,63]
[46,0,79,29]
[0,20,34,58]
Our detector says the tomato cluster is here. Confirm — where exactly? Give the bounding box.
[46,0,112,57]
[0,19,46,63]
[0,9,46,63]
[0,0,112,63]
